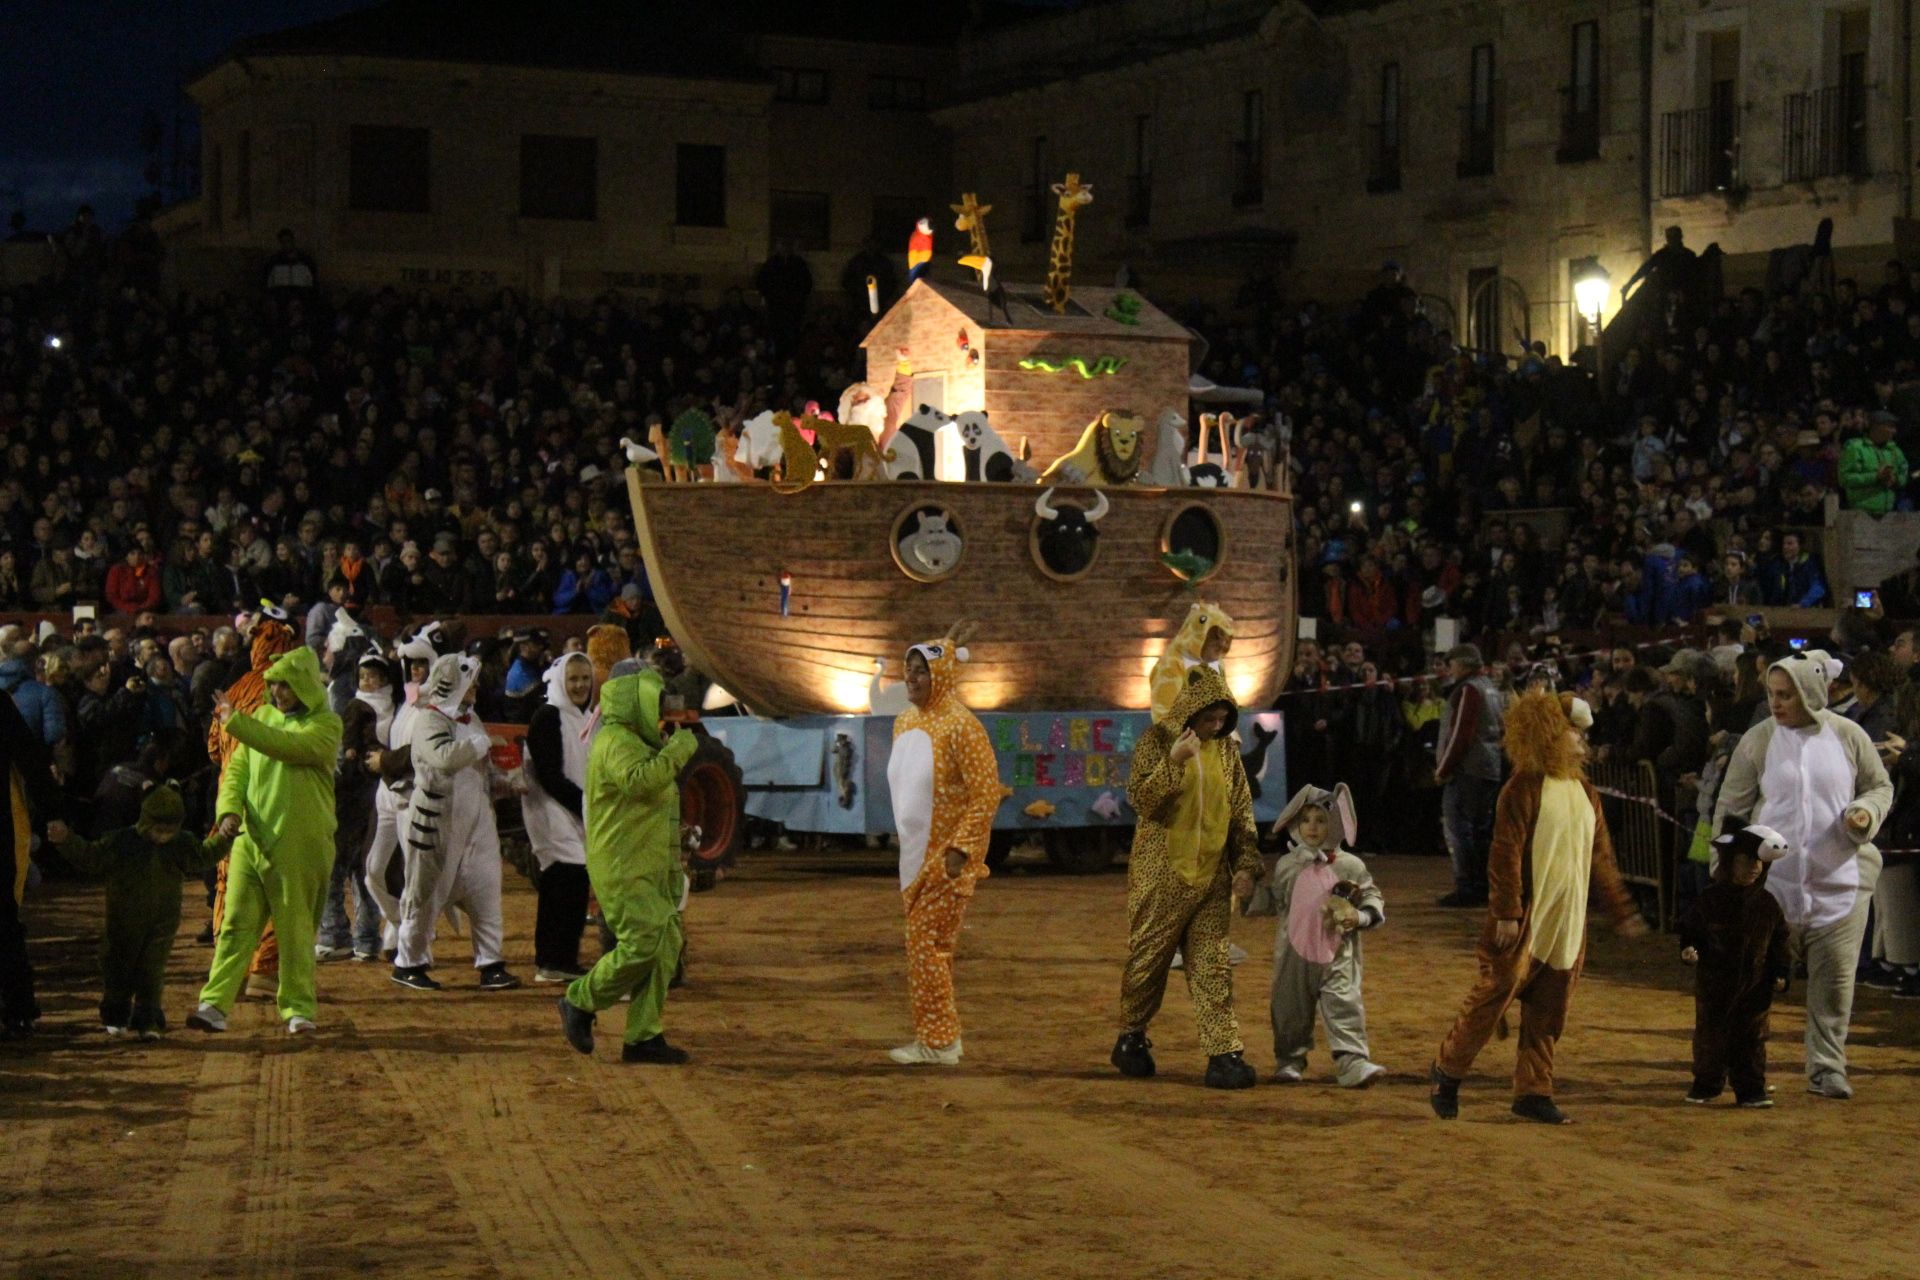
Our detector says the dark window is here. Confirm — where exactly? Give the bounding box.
[1368,63,1402,193]
[1126,114,1151,227]
[770,190,831,251]
[1459,44,1496,177]
[1467,266,1501,353]
[1022,135,1049,242]
[1559,22,1601,162]
[675,143,726,228]
[520,135,598,220]
[235,129,251,220]
[868,75,926,110]
[772,67,829,104]
[348,125,430,213]
[1233,89,1265,206]
[206,142,223,230]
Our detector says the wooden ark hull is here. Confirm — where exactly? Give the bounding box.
[627,473,1296,716]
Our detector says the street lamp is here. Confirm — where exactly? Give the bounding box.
[1573,259,1610,387]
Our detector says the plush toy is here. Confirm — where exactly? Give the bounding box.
[1039,410,1146,486]
[1141,409,1190,487]
[668,409,717,480]
[886,404,952,481]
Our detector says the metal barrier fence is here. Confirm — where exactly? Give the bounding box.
[1590,759,1671,930]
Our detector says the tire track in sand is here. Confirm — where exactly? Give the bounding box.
[147,1048,256,1275]
[367,1046,675,1279]
[238,1046,301,1279]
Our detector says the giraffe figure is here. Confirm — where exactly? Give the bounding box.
[951,192,994,291]
[1043,173,1093,315]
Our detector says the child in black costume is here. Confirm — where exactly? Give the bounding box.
[1678,824,1791,1108]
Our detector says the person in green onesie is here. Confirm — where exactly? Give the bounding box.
[556,667,698,1064]
[189,646,342,1036]
[53,784,231,1040]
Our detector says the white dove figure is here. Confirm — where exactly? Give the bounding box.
[619,436,659,467]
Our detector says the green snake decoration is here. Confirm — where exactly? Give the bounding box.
[1018,355,1129,378]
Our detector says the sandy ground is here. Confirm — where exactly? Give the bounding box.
[2,848,1917,1280]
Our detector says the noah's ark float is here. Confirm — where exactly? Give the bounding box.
[634,181,1295,872]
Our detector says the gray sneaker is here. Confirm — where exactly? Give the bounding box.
[185,1002,227,1033]
[1807,1070,1854,1100]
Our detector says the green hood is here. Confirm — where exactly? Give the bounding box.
[135,783,185,839]
[600,670,665,749]
[263,646,329,713]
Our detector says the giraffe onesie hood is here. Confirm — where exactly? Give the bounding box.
[886,629,1007,1055]
[1149,602,1237,721]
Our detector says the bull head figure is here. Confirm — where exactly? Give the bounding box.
[1032,486,1111,576]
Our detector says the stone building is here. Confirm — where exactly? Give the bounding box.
[940,0,1657,361]
[1648,0,1916,282]
[157,0,961,296]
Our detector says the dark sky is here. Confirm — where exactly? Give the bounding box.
[1,0,375,231]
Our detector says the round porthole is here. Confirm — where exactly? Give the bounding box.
[891,502,965,583]
[1029,486,1110,582]
[1159,502,1225,583]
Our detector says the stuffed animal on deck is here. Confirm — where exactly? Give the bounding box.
[907,218,934,283]
[1039,410,1146,487]
[1141,408,1190,487]
[953,410,1035,482]
[886,404,953,481]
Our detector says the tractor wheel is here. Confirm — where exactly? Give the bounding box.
[679,733,747,870]
[985,830,1017,871]
[1043,826,1128,874]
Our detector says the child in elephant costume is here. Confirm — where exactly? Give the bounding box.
[557,668,700,1064]
[190,646,343,1035]
[55,784,230,1039]
[1112,665,1264,1089]
[1244,783,1387,1087]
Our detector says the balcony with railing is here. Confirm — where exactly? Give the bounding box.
[1660,105,1741,197]
[1457,91,1497,178]
[1557,85,1601,162]
[1124,172,1151,228]
[1783,84,1870,182]
[1231,138,1264,206]
[1365,123,1401,194]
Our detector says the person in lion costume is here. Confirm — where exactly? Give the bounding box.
[1428,690,1644,1125]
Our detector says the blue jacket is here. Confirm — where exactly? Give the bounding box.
[1783,554,1828,607]
[0,658,67,747]
[1670,570,1712,622]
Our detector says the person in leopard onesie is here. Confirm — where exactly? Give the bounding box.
[1111,665,1265,1089]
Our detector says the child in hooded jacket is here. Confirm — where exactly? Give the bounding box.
[1678,824,1792,1107]
[54,784,230,1038]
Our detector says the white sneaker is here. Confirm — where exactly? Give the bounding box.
[186,1002,227,1033]
[314,944,353,962]
[138,1028,163,1043]
[1270,1065,1303,1084]
[535,967,587,984]
[1170,950,1184,971]
[1228,943,1248,967]
[1340,1060,1388,1089]
[103,1025,130,1038]
[286,1016,317,1036]
[887,1038,963,1065]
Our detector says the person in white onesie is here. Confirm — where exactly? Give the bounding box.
[363,631,440,956]
[391,653,521,992]
[1713,650,1893,1099]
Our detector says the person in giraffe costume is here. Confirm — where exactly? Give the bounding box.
[884,623,1006,1066]
[1112,664,1264,1089]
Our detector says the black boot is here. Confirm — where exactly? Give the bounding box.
[1512,1094,1572,1125]
[1204,1050,1256,1090]
[1110,1030,1155,1078]
[557,996,595,1055]
[1429,1063,1461,1119]
[621,1034,689,1065]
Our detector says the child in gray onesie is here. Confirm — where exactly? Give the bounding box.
[1244,783,1387,1086]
